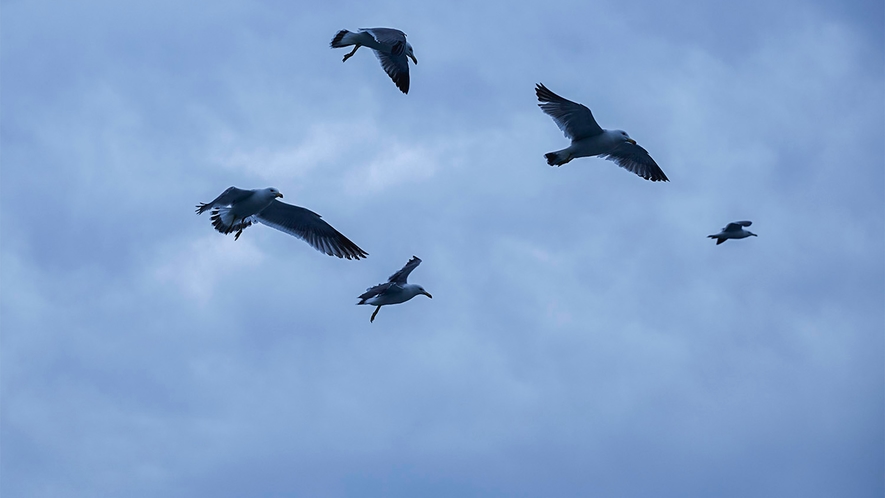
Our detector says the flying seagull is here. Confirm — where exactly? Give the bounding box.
[535,83,668,182]
[196,187,368,260]
[358,256,431,322]
[708,221,757,245]
[331,28,417,94]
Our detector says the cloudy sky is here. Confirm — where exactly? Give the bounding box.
[2,0,883,496]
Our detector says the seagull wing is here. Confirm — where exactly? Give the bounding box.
[196,186,253,214]
[358,282,398,302]
[363,28,411,93]
[387,256,422,285]
[723,221,752,232]
[535,83,604,141]
[601,142,670,182]
[362,28,407,46]
[255,200,368,260]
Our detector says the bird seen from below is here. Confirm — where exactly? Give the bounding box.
[708,220,757,245]
[196,186,368,260]
[358,256,431,322]
[331,28,417,94]
[535,83,669,182]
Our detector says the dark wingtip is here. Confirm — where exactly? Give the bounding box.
[535,83,559,103]
[396,77,409,94]
[544,152,558,166]
[331,29,348,48]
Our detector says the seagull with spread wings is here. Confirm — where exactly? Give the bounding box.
[708,221,757,245]
[196,187,368,260]
[535,83,669,182]
[331,28,417,94]
[358,256,431,322]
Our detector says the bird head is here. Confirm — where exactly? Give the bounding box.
[406,43,417,64]
[266,187,284,199]
[617,130,636,145]
[418,286,432,299]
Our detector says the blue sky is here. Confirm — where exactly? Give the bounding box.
[2,0,883,496]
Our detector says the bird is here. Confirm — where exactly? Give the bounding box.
[535,83,668,182]
[708,221,757,245]
[196,187,368,260]
[331,28,417,94]
[358,256,431,322]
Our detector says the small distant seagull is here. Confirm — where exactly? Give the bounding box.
[358,256,431,322]
[708,221,757,245]
[331,28,417,94]
[196,187,368,260]
[535,83,668,182]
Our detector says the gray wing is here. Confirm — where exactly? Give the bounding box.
[373,50,410,93]
[196,186,253,214]
[535,83,604,141]
[362,28,407,46]
[362,28,410,93]
[724,221,752,231]
[601,142,669,182]
[358,282,397,302]
[255,200,368,260]
[387,256,422,285]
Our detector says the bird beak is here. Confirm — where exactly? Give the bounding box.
[423,291,432,299]
[750,232,757,237]
[409,54,418,65]
[627,138,637,145]
[276,192,284,198]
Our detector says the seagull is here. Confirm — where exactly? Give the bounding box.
[358,256,431,322]
[535,83,669,182]
[708,221,757,245]
[331,28,417,94]
[196,187,368,260]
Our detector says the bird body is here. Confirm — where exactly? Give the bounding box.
[535,83,668,182]
[358,256,431,322]
[196,187,368,259]
[359,283,427,307]
[708,221,757,245]
[331,28,417,94]
[545,129,626,166]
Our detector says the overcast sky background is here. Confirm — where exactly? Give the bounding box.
[2,0,883,496]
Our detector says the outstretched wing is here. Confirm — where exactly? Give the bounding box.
[196,186,253,214]
[601,142,669,182]
[535,83,604,141]
[374,50,410,93]
[255,200,368,260]
[362,28,407,46]
[387,256,422,285]
[723,221,752,232]
[362,28,411,93]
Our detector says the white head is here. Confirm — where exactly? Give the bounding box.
[406,43,417,64]
[406,283,432,299]
[261,187,284,200]
[614,130,636,145]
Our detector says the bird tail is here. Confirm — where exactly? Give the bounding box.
[707,236,727,245]
[210,207,253,240]
[331,29,354,48]
[545,151,569,166]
